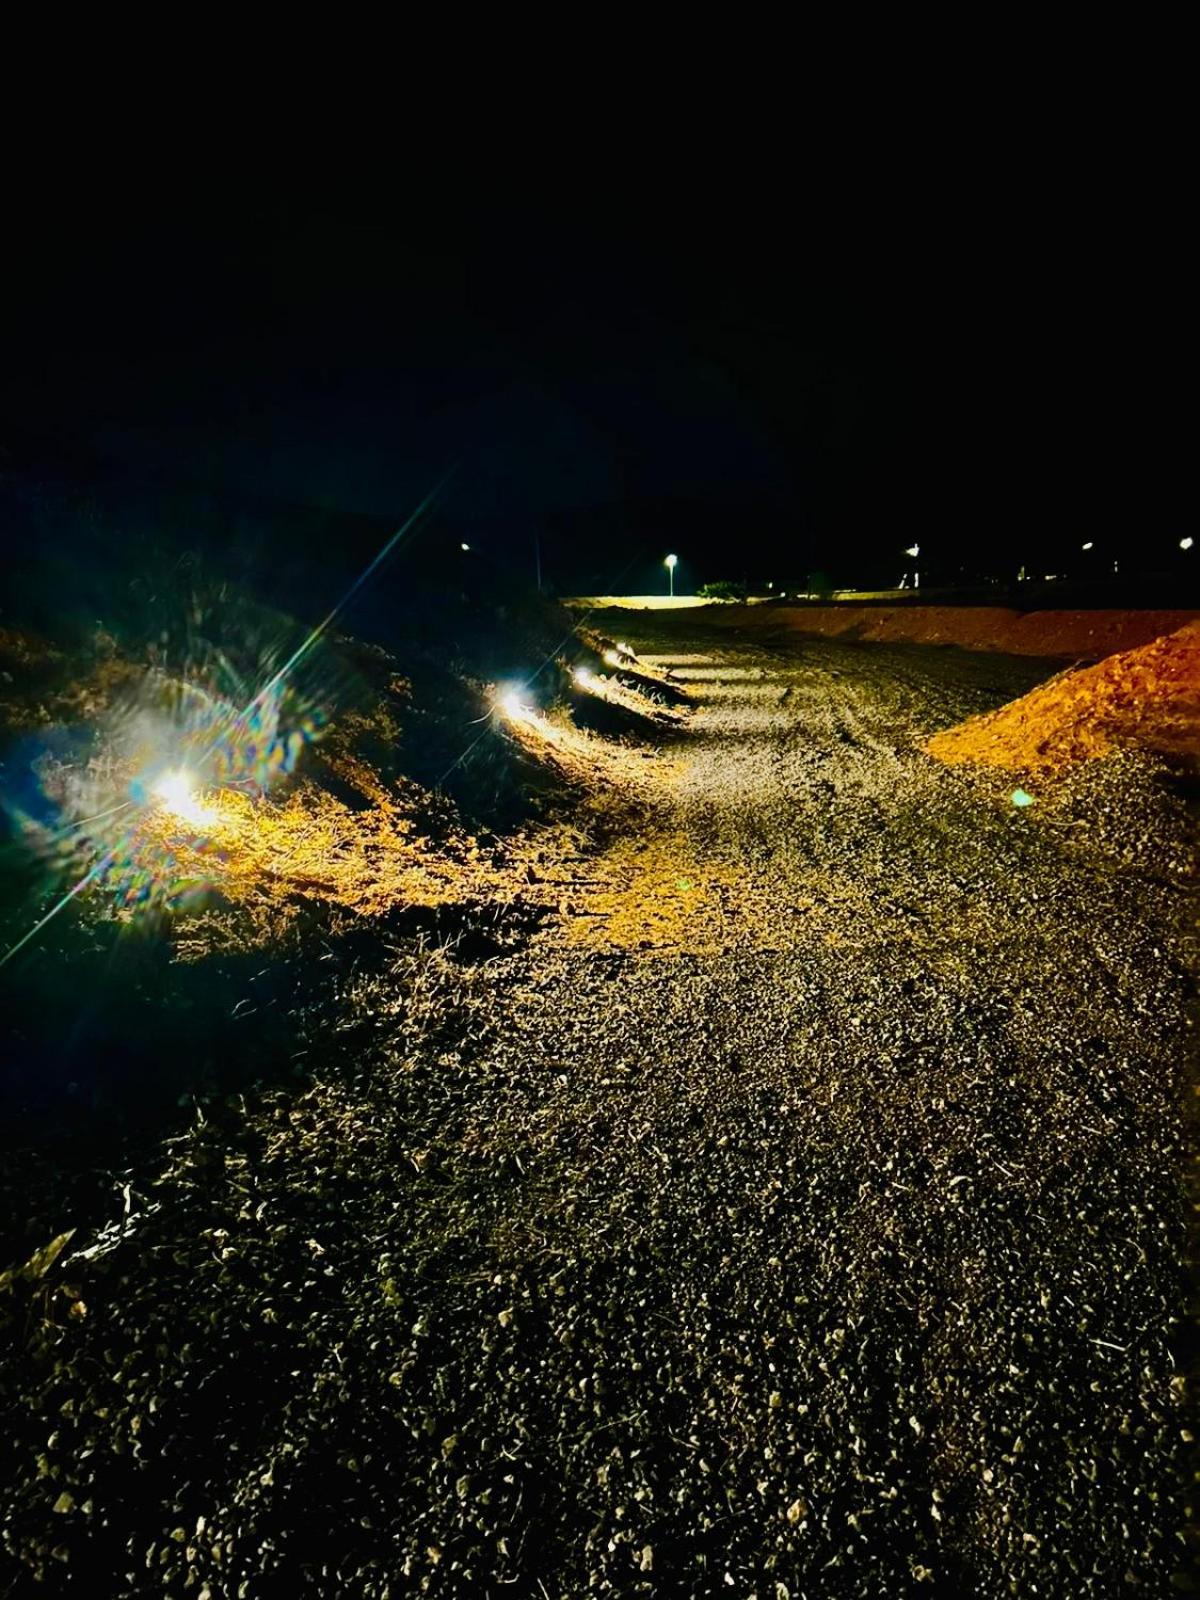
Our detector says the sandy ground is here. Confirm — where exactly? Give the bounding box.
[1,620,1194,1597]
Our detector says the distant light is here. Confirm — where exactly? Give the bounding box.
[461,542,471,552]
[1181,537,1194,551]
[665,554,678,570]
[572,666,597,690]
[152,770,214,828]
[1081,541,1094,551]
[905,544,920,558]
[1011,788,1036,809]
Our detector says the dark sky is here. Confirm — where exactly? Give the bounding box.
[1,139,1190,591]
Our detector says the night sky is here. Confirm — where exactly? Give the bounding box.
[1,141,1191,596]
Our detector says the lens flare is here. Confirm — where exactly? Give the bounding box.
[499,692,522,718]
[152,770,215,828]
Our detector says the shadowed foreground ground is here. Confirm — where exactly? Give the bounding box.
[2,618,1194,1596]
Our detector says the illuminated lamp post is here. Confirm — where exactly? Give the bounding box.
[665,553,678,597]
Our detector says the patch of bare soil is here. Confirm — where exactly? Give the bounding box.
[926,621,1200,773]
[692,603,1200,659]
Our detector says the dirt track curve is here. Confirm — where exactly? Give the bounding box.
[2,617,1194,1598]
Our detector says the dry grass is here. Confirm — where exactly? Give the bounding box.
[132,780,496,958]
[128,696,675,961]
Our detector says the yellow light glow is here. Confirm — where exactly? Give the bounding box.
[152,770,215,828]
[604,649,621,668]
[494,688,563,746]
[573,667,597,690]
[497,688,539,723]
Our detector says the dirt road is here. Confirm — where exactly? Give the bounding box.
[2,619,1194,1597]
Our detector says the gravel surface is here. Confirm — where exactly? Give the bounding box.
[2,620,1195,1597]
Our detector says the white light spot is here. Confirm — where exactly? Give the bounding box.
[152,770,214,827]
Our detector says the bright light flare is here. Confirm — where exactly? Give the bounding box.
[152,769,216,828]
[573,667,598,690]
[905,544,920,558]
[493,684,562,746]
[1181,537,1194,551]
[495,685,538,724]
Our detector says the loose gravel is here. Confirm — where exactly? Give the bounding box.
[1,620,1195,1597]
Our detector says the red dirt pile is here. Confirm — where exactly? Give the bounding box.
[925,621,1200,773]
[699,605,1200,659]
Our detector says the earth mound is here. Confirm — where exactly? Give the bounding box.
[925,621,1200,772]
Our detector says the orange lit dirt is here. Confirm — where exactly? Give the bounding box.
[925,620,1200,773]
[669,602,1200,659]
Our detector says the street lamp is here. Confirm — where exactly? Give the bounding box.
[1181,537,1194,551]
[665,553,678,598]
[460,542,471,552]
[1081,541,1093,551]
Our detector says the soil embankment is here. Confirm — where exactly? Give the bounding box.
[634,603,1200,660]
[927,620,1200,772]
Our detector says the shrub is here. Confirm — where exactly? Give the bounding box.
[696,580,747,602]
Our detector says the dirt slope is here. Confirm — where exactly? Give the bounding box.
[669,603,1200,659]
[926,620,1200,772]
